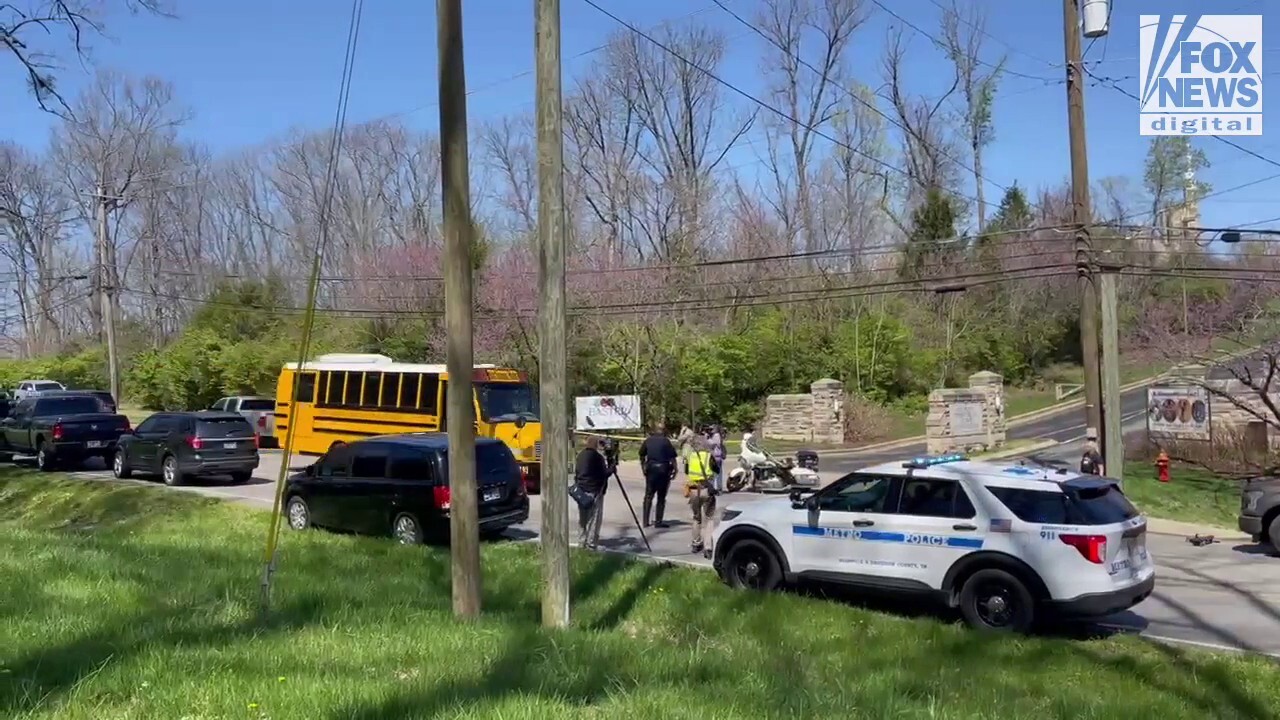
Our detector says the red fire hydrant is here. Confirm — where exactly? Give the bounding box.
[1155,450,1170,483]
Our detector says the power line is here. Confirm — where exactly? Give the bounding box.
[869,0,1057,83]
[707,0,1012,204]
[120,262,1075,320]
[1083,66,1280,171]
[579,0,993,209]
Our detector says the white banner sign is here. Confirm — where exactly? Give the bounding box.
[575,395,642,431]
[1147,386,1211,441]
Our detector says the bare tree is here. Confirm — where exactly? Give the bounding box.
[565,71,644,260]
[49,70,186,339]
[2,1,175,115]
[754,0,867,257]
[939,0,1004,231]
[0,143,77,354]
[880,27,961,216]
[608,25,755,262]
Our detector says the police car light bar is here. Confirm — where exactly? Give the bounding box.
[903,453,967,469]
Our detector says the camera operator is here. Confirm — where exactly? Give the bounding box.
[638,422,677,528]
[574,436,610,550]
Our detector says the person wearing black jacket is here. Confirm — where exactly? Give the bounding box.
[638,422,678,528]
[574,436,610,550]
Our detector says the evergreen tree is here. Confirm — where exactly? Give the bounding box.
[899,188,957,281]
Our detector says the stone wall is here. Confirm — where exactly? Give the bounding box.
[762,379,846,444]
[762,393,813,442]
[925,372,1008,454]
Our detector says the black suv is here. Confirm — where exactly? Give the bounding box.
[284,433,530,544]
[113,411,260,486]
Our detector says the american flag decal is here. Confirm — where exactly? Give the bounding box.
[989,518,1013,533]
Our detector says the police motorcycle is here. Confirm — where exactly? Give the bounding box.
[725,431,820,494]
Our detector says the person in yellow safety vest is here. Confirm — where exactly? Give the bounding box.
[685,436,721,557]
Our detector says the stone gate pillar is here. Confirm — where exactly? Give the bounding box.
[810,378,844,445]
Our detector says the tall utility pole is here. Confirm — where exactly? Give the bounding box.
[1099,266,1123,483]
[95,183,121,403]
[535,0,570,629]
[1062,0,1103,450]
[437,0,482,619]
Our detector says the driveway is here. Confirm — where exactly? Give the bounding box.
[59,447,1280,659]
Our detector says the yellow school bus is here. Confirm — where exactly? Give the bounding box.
[274,353,544,490]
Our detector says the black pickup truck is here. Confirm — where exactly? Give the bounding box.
[0,394,132,470]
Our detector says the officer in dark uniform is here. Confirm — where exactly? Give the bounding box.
[638,421,678,528]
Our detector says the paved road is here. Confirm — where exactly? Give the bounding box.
[822,385,1152,474]
[54,445,1280,658]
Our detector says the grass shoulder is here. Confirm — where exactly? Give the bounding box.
[1120,460,1241,530]
[3,470,1278,719]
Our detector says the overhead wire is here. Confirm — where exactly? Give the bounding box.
[258,0,365,615]
[706,0,1013,204]
[579,0,993,209]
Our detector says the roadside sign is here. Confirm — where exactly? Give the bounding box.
[1147,385,1211,441]
[575,395,642,431]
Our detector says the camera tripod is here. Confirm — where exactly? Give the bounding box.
[605,461,651,553]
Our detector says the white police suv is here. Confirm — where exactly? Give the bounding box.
[710,453,1156,633]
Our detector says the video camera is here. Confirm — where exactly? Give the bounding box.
[598,436,621,473]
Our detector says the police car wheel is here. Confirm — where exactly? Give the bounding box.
[958,568,1035,633]
[723,539,782,591]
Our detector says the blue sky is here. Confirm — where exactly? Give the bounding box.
[2,0,1277,232]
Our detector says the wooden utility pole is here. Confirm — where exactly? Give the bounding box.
[535,0,570,629]
[1062,0,1103,448]
[1099,266,1123,483]
[95,183,121,403]
[437,0,482,619]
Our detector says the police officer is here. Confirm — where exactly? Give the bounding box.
[638,421,677,528]
[685,436,720,556]
[1080,428,1104,475]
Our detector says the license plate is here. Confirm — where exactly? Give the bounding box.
[1133,539,1147,564]
[483,488,501,502]
[86,440,103,449]
[223,442,237,450]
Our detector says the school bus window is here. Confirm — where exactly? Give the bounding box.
[297,372,317,403]
[362,372,382,409]
[381,372,402,410]
[400,372,420,411]
[340,372,359,407]
[420,374,440,414]
[317,370,332,407]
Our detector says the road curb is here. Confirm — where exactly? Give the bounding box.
[1144,517,1249,542]
[973,439,1060,460]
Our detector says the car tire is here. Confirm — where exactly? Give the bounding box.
[721,538,783,592]
[392,512,424,545]
[286,495,311,531]
[229,471,252,484]
[35,442,55,472]
[958,568,1036,634]
[112,449,133,479]
[161,454,184,487]
[0,452,13,463]
[1267,514,1280,551]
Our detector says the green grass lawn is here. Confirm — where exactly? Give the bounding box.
[1122,460,1241,530]
[4,472,1280,719]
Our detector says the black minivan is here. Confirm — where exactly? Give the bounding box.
[113,411,260,486]
[284,433,530,544]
